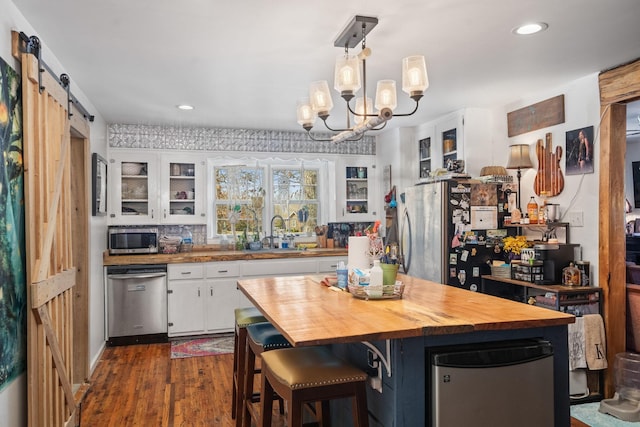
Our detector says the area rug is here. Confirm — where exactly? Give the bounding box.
[571,402,638,426]
[170,334,234,359]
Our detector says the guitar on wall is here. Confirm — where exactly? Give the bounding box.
[534,132,564,197]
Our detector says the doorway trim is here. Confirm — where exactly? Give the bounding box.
[599,58,640,396]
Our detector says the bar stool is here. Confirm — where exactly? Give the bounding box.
[232,307,267,420]
[242,322,292,427]
[259,346,369,427]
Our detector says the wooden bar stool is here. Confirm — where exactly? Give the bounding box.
[232,307,267,420]
[259,346,369,427]
[242,322,292,427]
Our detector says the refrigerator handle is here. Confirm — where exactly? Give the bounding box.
[400,208,412,274]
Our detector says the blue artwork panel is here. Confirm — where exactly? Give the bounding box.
[0,55,26,390]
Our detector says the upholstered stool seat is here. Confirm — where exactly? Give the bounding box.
[242,322,292,427]
[259,346,369,427]
[232,307,267,420]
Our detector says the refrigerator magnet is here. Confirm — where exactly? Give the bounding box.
[449,253,457,265]
[473,267,480,277]
[461,250,469,262]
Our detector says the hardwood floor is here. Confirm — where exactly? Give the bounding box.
[81,342,591,426]
[79,342,275,426]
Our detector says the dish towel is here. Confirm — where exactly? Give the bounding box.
[568,316,587,370]
[584,314,608,370]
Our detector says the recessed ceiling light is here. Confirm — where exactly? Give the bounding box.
[177,104,194,110]
[513,22,548,35]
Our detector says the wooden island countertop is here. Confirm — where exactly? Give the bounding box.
[237,273,574,346]
[238,273,575,426]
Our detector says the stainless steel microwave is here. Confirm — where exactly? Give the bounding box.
[108,226,159,255]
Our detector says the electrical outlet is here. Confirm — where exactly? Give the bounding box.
[568,211,584,227]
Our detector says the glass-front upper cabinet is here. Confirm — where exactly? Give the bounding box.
[337,158,378,221]
[419,137,431,178]
[160,155,206,224]
[442,127,457,168]
[109,152,159,224]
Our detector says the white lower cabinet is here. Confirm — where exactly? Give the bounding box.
[167,256,348,337]
[168,261,244,336]
[204,262,242,333]
[167,264,206,337]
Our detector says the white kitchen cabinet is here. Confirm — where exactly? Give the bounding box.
[336,157,379,221]
[318,257,348,273]
[205,262,242,333]
[167,264,206,336]
[416,108,493,179]
[109,152,160,224]
[108,150,207,225]
[159,154,207,224]
[167,257,347,337]
[240,258,318,277]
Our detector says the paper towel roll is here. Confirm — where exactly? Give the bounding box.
[348,236,370,271]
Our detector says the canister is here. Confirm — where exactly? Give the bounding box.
[576,261,590,286]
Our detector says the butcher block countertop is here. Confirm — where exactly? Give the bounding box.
[103,246,348,266]
[237,273,575,347]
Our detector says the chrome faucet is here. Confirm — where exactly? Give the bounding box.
[269,215,285,248]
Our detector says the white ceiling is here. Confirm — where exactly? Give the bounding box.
[10,0,640,135]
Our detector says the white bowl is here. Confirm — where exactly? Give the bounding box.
[122,163,143,175]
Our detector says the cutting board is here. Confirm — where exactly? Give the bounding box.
[533,132,564,197]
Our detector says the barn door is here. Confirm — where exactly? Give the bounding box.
[13,32,91,426]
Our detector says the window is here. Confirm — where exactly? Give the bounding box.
[213,166,265,239]
[272,167,318,234]
[211,161,322,239]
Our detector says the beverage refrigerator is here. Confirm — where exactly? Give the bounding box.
[399,179,511,291]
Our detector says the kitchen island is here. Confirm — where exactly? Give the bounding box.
[238,274,575,426]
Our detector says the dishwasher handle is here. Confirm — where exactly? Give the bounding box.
[108,272,167,280]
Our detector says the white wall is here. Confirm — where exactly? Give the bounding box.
[378,73,602,282]
[1,0,107,424]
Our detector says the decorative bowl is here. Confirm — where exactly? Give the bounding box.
[122,163,143,175]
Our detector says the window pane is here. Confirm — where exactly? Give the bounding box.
[214,166,264,236]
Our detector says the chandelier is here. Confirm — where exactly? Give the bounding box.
[296,15,429,144]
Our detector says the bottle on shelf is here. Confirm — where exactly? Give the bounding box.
[527,197,539,224]
[180,226,193,252]
[368,260,383,297]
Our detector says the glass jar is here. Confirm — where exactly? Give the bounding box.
[562,262,581,286]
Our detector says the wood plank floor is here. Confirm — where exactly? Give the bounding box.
[80,342,591,426]
[79,342,284,426]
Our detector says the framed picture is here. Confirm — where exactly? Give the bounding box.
[565,126,594,175]
[92,153,107,216]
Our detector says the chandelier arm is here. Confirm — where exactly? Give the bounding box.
[386,99,421,117]
[305,132,332,142]
[331,113,389,144]
[319,116,356,132]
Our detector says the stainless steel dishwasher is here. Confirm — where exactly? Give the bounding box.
[430,339,554,427]
[106,264,168,346]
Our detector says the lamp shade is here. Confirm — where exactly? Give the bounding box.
[354,96,373,124]
[296,98,316,128]
[334,54,361,95]
[506,144,534,169]
[402,55,429,95]
[375,80,397,112]
[309,80,334,114]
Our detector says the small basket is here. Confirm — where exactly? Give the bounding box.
[348,282,405,300]
[490,264,511,279]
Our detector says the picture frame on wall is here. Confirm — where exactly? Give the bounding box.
[565,125,594,175]
[92,153,107,216]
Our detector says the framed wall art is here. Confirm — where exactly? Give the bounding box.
[565,126,594,175]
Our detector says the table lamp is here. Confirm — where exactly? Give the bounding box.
[506,144,534,212]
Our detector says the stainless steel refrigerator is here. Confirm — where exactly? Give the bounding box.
[400,180,509,291]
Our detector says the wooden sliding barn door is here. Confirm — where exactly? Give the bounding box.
[15,36,91,426]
